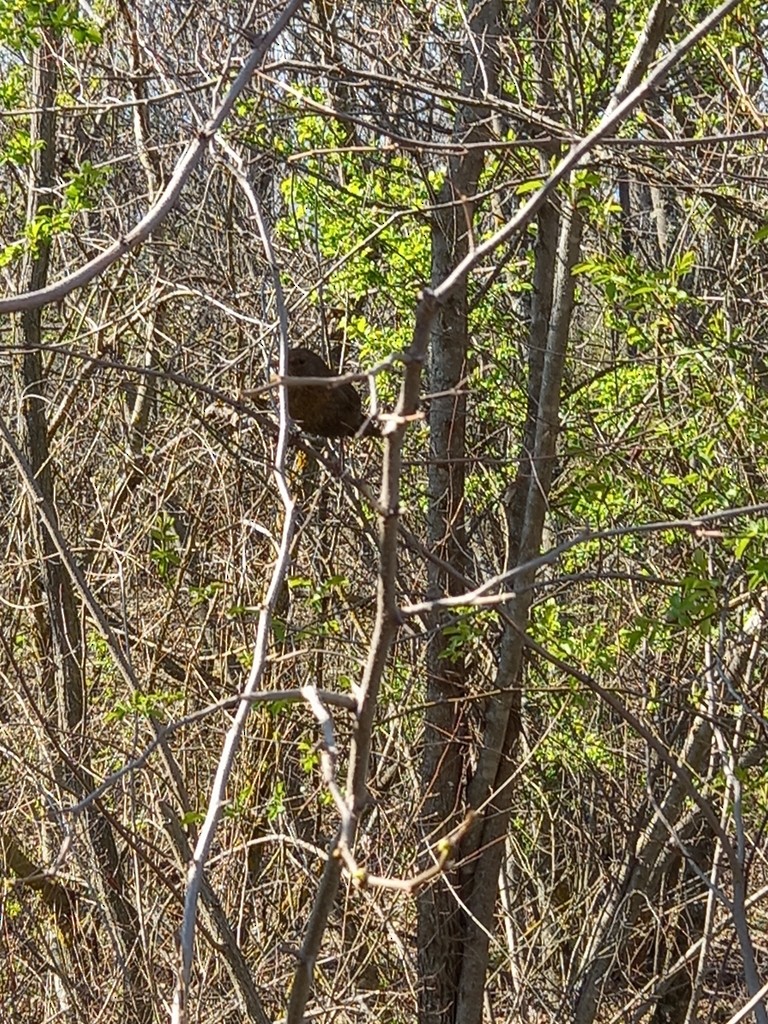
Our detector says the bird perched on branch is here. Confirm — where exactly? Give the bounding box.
[281,347,379,438]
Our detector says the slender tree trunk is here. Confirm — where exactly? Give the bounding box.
[16,26,152,1024]
[457,193,583,1024]
[20,38,84,743]
[418,2,501,1020]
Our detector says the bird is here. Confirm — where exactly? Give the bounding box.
[281,347,379,438]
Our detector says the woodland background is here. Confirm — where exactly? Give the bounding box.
[2,1,768,1023]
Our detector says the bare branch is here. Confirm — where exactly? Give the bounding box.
[400,503,768,617]
[171,83,302,1024]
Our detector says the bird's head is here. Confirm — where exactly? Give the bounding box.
[286,347,330,377]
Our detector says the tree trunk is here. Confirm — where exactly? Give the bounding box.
[456,193,582,1024]
[418,2,501,1020]
[15,25,152,1024]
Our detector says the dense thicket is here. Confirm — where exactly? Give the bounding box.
[2,2,768,1023]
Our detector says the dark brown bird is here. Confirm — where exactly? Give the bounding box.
[282,347,378,438]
